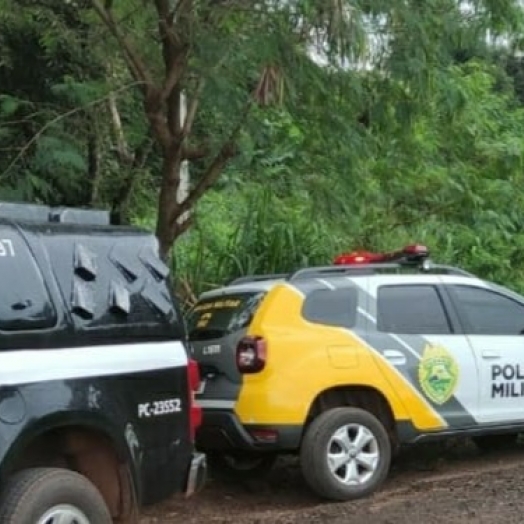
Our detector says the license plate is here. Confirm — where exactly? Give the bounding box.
[196,380,207,395]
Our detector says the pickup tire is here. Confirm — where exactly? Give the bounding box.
[0,467,112,523]
[300,407,391,501]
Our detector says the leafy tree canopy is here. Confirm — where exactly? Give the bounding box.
[1,0,524,300]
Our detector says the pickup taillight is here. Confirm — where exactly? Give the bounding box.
[236,336,267,374]
[187,358,202,441]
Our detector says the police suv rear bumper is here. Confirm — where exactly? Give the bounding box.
[196,409,302,452]
[184,451,207,497]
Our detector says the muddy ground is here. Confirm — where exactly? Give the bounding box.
[141,439,524,523]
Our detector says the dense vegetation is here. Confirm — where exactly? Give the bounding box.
[2,1,524,306]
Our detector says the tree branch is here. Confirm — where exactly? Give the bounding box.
[153,0,170,20]
[133,137,153,169]
[108,92,134,165]
[111,136,153,225]
[146,94,172,150]
[180,50,231,138]
[182,144,210,161]
[152,0,186,101]
[173,214,194,238]
[178,276,198,309]
[173,100,253,223]
[0,82,144,179]
[181,77,205,138]
[161,51,189,102]
[90,0,154,90]
[87,130,100,205]
[155,0,183,50]
[171,0,193,23]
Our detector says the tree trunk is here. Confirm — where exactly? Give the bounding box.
[87,131,100,206]
[177,92,190,226]
[156,150,182,260]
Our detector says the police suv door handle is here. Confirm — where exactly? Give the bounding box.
[11,299,32,311]
[383,350,407,366]
[481,350,501,360]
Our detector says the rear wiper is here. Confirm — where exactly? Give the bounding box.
[189,328,228,341]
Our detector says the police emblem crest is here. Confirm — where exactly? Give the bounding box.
[418,344,459,405]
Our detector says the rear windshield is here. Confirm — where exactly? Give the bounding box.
[187,291,266,340]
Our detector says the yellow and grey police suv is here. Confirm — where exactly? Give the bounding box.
[189,245,524,501]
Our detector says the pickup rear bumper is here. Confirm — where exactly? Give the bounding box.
[184,451,207,497]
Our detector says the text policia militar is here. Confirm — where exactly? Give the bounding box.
[492,364,524,398]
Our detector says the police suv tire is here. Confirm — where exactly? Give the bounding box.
[0,467,112,524]
[300,407,391,501]
[207,451,277,481]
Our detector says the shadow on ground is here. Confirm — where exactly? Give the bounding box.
[141,437,524,523]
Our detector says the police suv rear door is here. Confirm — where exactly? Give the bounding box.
[443,281,524,425]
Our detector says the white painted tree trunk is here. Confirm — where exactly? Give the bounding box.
[177,91,190,225]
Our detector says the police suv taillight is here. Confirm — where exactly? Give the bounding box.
[236,336,267,374]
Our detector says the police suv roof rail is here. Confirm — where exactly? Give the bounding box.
[0,201,110,226]
[422,263,476,278]
[289,263,406,280]
[288,261,476,280]
[228,261,475,286]
[229,273,289,286]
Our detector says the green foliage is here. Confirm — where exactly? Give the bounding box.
[3,0,524,302]
[170,184,345,305]
[171,55,524,302]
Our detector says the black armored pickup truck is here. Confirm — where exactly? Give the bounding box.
[0,202,206,523]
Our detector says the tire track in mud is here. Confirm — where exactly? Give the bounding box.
[141,441,524,523]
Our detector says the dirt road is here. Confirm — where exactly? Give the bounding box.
[141,439,524,523]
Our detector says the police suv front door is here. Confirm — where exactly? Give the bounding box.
[445,283,524,425]
[366,276,479,429]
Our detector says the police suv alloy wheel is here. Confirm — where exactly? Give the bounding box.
[300,407,391,501]
[0,467,112,524]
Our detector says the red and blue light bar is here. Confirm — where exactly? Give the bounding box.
[333,244,429,266]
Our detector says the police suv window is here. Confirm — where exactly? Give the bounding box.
[187,292,266,341]
[377,285,451,334]
[450,285,524,335]
[0,228,57,331]
[302,288,358,328]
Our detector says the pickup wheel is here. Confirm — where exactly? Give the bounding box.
[207,451,277,481]
[0,467,112,524]
[300,407,391,501]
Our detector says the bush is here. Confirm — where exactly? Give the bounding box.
[171,184,346,308]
